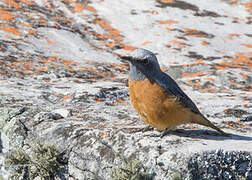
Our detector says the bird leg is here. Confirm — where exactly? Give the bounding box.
[160,128,171,138]
[145,128,171,138]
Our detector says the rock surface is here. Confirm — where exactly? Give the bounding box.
[0,0,251,179]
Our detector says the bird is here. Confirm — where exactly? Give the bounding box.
[121,48,227,136]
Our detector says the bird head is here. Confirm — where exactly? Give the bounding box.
[121,48,161,80]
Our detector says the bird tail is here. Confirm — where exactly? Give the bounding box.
[192,114,229,136]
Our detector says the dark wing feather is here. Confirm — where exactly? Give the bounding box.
[154,72,201,114]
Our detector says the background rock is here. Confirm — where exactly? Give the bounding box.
[0,0,251,179]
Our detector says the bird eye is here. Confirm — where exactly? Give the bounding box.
[142,58,149,65]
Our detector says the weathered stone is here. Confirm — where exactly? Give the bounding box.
[0,0,251,179]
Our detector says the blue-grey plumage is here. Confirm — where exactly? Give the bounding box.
[121,48,228,135]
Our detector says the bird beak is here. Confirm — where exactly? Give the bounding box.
[121,56,133,62]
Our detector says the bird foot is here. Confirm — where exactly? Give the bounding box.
[160,128,171,138]
[144,128,171,138]
[160,129,186,138]
[144,128,174,138]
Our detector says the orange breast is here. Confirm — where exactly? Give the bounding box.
[128,78,194,131]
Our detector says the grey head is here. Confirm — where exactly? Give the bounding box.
[121,48,162,80]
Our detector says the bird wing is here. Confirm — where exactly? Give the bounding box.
[154,72,201,114]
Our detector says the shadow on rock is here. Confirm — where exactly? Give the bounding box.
[0,131,2,153]
[169,129,252,141]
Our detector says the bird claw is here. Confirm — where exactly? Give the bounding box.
[144,128,172,138]
[160,128,171,138]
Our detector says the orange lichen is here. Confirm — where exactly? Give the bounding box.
[243,1,252,11]
[28,29,37,35]
[232,52,252,68]
[66,0,97,13]
[22,23,32,27]
[165,43,171,47]
[48,56,58,62]
[117,64,128,68]
[110,29,121,35]
[63,95,71,100]
[39,58,49,63]
[159,0,174,3]
[183,28,200,36]
[158,19,179,25]
[166,28,176,32]
[228,33,240,39]
[218,61,245,68]
[232,17,243,23]
[199,89,209,92]
[241,43,252,48]
[38,18,48,26]
[47,39,55,45]
[204,77,214,81]
[0,24,22,36]
[118,98,126,103]
[23,62,33,69]
[83,6,96,12]
[142,41,152,46]
[122,45,137,51]
[4,0,22,8]
[149,10,159,15]
[64,67,76,72]
[241,125,247,129]
[170,40,184,45]
[95,19,126,47]
[227,124,234,129]
[209,86,214,92]
[74,3,85,12]
[106,42,115,48]
[0,11,14,21]
[239,72,248,79]
[23,70,32,74]
[170,39,185,49]
[182,71,204,78]
[94,98,103,102]
[230,81,239,86]
[196,59,205,64]
[62,59,79,66]
[21,0,34,5]
[215,66,227,70]
[35,68,48,72]
[5,35,11,39]
[201,40,209,46]
[96,19,112,31]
